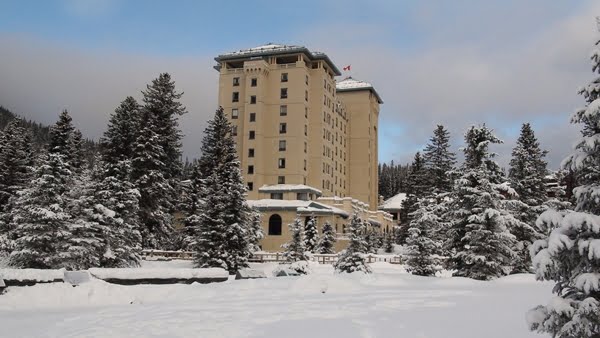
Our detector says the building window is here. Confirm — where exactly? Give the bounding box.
[304,125,307,136]
[278,176,285,184]
[297,192,308,201]
[233,77,240,86]
[231,125,237,136]
[268,214,282,235]
[249,112,256,122]
[232,92,239,102]
[304,142,307,153]
[280,88,288,99]
[280,105,287,116]
[279,123,287,134]
[249,131,255,140]
[231,108,239,119]
[278,158,286,168]
[250,95,256,104]
[305,90,308,101]
[251,78,257,87]
[281,73,288,82]
[248,165,254,174]
[279,140,286,151]
[248,148,255,157]
[304,159,307,171]
[305,75,309,85]
[305,107,308,118]
[247,182,253,191]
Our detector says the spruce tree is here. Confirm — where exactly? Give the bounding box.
[398,152,428,243]
[193,107,251,274]
[282,218,308,262]
[248,210,264,253]
[404,201,442,276]
[304,215,318,252]
[383,232,394,253]
[9,153,74,269]
[317,221,336,254]
[48,110,75,159]
[334,214,371,274]
[528,31,600,337]
[0,119,34,208]
[100,96,140,163]
[444,125,522,280]
[69,129,85,173]
[423,125,456,194]
[509,123,548,207]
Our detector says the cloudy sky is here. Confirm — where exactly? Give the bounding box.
[1,0,599,169]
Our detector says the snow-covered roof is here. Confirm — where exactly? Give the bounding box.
[258,184,322,195]
[379,193,407,211]
[336,77,383,103]
[248,199,349,218]
[215,43,341,76]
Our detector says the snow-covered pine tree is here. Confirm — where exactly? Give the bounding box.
[444,125,521,280]
[527,31,600,338]
[180,161,204,251]
[317,221,336,254]
[398,152,428,243]
[48,110,75,159]
[9,152,74,269]
[334,214,371,274]
[304,215,318,253]
[69,129,85,173]
[404,201,442,276]
[383,232,394,253]
[282,218,308,262]
[100,96,140,163]
[248,210,264,253]
[423,125,456,195]
[131,117,174,248]
[193,107,251,274]
[141,73,187,181]
[0,119,34,208]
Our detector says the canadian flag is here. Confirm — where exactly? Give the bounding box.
[343,65,351,71]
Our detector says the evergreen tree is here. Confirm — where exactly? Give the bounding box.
[193,107,251,274]
[528,32,600,338]
[48,110,74,159]
[131,116,174,248]
[509,123,548,207]
[404,201,442,276]
[334,214,371,274]
[100,96,140,164]
[383,232,394,253]
[69,129,85,173]
[444,125,522,280]
[282,218,308,262]
[0,119,34,208]
[141,73,187,180]
[317,221,336,254]
[304,215,318,252]
[8,153,74,269]
[423,125,456,194]
[248,210,264,253]
[180,161,203,251]
[398,152,428,243]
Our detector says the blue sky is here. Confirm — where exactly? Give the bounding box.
[0,0,598,168]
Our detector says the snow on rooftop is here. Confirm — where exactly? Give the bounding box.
[258,184,322,194]
[247,199,349,217]
[379,193,407,210]
[336,77,374,90]
[220,43,305,57]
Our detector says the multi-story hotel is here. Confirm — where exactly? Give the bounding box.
[214,44,392,251]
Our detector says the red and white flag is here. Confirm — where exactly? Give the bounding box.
[343,65,351,71]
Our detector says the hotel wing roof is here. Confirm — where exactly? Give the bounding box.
[336,77,383,104]
[214,43,341,76]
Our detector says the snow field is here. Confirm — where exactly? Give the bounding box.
[0,261,553,338]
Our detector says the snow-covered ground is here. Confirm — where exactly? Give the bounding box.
[0,261,553,338]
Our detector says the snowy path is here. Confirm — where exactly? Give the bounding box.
[0,262,552,338]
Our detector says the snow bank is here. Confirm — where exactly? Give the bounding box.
[0,268,64,285]
[89,268,228,280]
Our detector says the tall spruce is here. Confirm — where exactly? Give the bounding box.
[423,125,456,194]
[528,30,600,337]
[404,201,443,276]
[0,119,34,208]
[248,210,264,253]
[509,123,548,208]
[317,221,336,254]
[193,107,251,274]
[282,218,308,262]
[444,125,524,280]
[398,152,428,243]
[304,215,318,252]
[48,110,75,159]
[334,214,371,274]
[69,129,85,172]
[100,96,140,164]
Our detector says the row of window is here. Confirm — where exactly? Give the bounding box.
[267,214,346,237]
[232,73,289,88]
